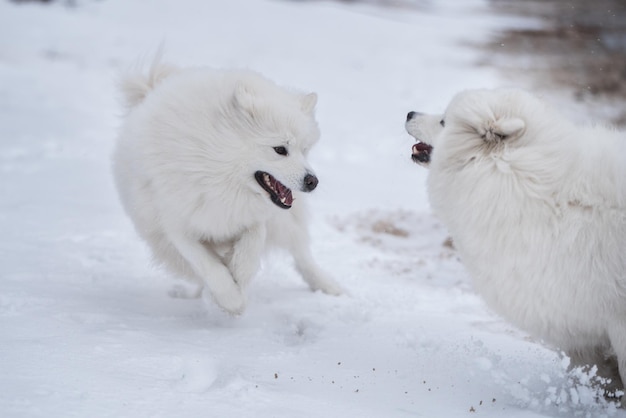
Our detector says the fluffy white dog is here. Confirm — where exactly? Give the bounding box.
[406,88,626,396]
[113,59,342,315]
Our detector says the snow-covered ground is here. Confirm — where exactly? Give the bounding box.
[1,0,623,417]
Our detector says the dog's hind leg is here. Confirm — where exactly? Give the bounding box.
[608,321,626,406]
[269,205,343,296]
[168,231,245,315]
[567,345,624,401]
[287,227,343,296]
[293,249,343,296]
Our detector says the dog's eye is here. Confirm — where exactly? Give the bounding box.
[440,119,445,127]
[273,146,288,156]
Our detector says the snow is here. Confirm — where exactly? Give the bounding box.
[0,0,623,417]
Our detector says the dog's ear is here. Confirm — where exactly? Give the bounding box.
[483,117,525,142]
[300,92,318,115]
[233,82,257,115]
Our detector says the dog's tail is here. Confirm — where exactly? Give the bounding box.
[119,50,179,110]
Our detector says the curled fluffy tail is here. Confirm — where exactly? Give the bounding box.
[119,52,178,109]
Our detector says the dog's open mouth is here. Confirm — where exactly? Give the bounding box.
[411,142,433,164]
[255,171,293,209]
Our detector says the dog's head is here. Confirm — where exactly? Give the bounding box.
[405,111,443,167]
[229,73,321,210]
[405,89,529,168]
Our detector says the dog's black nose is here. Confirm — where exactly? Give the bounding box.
[303,173,318,192]
[406,111,420,122]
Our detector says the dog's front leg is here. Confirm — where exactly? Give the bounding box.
[227,223,266,290]
[168,231,245,315]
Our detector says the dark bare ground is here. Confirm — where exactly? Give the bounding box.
[486,0,626,126]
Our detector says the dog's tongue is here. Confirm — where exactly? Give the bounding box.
[272,177,293,206]
[411,141,433,164]
[281,188,294,206]
[412,142,432,154]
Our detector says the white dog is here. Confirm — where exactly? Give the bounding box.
[406,88,626,396]
[113,59,342,315]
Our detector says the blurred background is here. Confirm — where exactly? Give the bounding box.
[9,0,626,127]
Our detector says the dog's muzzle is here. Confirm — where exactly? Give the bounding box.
[406,111,433,165]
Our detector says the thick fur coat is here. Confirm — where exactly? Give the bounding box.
[406,88,626,395]
[113,60,341,315]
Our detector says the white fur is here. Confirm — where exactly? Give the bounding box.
[407,88,626,393]
[113,60,342,315]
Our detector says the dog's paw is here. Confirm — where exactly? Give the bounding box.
[298,263,345,297]
[202,285,246,316]
[308,275,344,296]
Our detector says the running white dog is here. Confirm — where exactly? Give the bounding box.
[113,60,342,315]
[406,88,626,396]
